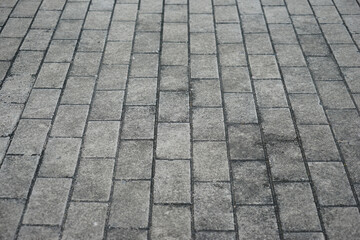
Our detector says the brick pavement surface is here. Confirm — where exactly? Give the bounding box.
[0,0,360,239]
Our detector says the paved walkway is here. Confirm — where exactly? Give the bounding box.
[1,0,360,239]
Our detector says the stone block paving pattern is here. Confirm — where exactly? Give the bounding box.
[0,0,360,239]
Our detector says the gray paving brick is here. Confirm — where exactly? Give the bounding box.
[339,143,360,183]
[282,67,316,93]
[0,103,23,136]
[298,125,340,161]
[0,8,11,26]
[54,19,83,39]
[154,160,191,203]
[313,6,342,23]
[260,108,296,141]
[191,55,218,79]
[23,178,72,225]
[283,232,325,240]
[289,94,327,124]
[83,121,120,157]
[156,123,190,159]
[163,23,188,42]
[292,15,321,35]
[61,77,95,104]
[122,106,155,139]
[78,30,107,52]
[0,155,38,198]
[21,29,53,51]
[245,33,273,55]
[90,0,114,11]
[164,4,187,23]
[159,91,189,122]
[321,24,353,44]
[275,183,321,231]
[83,11,111,30]
[236,206,279,240]
[1,18,32,37]
[62,202,107,240]
[90,91,124,120]
[238,0,262,14]
[193,108,225,140]
[254,80,287,107]
[109,181,150,228]
[309,162,355,206]
[193,141,229,181]
[343,15,360,35]
[222,67,251,92]
[108,21,135,41]
[107,229,147,240]
[113,3,137,21]
[190,14,214,32]
[137,13,161,32]
[274,44,306,67]
[0,137,9,164]
[286,0,312,14]
[62,2,89,20]
[218,44,246,67]
[214,6,239,23]
[264,6,290,23]
[140,0,162,13]
[241,14,267,33]
[0,75,35,104]
[0,37,22,61]
[0,199,25,240]
[191,33,216,54]
[269,24,297,44]
[70,52,102,76]
[45,40,77,63]
[191,80,222,107]
[0,61,10,84]
[160,66,188,91]
[331,44,360,67]
[130,54,158,78]
[134,32,160,53]
[116,140,153,180]
[32,10,61,29]
[41,0,66,10]
[8,119,51,155]
[39,138,81,178]
[249,55,280,79]
[18,226,60,240]
[51,105,88,137]
[97,65,128,90]
[162,43,188,66]
[322,207,360,239]
[22,89,60,119]
[224,93,257,123]
[190,0,212,13]
[11,0,40,17]
[228,124,264,160]
[11,51,44,75]
[196,232,236,240]
[216,24,242,44]
[316,81,355,109]
[72,159,114,201]
[151,205,191,240]
[299,35,330,56]
[342,68,360,94]
[34,63,70,88]
[232,161,273,204]
[127,78,157,105]
[327,110,360,142]
[194,182,234,230]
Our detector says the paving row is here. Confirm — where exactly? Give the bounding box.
[0,0,360,239]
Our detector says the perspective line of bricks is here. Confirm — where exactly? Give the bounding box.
[0,0,360,239]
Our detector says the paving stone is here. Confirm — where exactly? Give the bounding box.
[0,137,9,164]
[162,43,188,66]
[0,75,35,104]
[228,124,264,160]
[236,206,279,240]
[193,142,229,181]
[222,67,251,92]
[268,24,297,44]
[154,160,191,203]
[191,55,218,79]
[109,181,150,228]
[90,0,114,11]
[11,0,40,17]
[163,23,188,42]
[289,94,327,124]
[218,44,246,66]
[191,33,216,54]
[90,91,124,120]
[159,91,189,122]
[232,161,273,204]
[32,10,61,29]
[254,80,287,107]
[61,77,95,104]
[214,6,239,23]
[0,61,10,84]
[299,35,330,57]
[0,37,22,61]
[238,0,262,14]
[342,68,360,93]
[22,89,60,119]
[286,0,312,14]
[309,162,355,206]
[0,155,38,198]
[224,93,257,123]
[313,6,342,23]
[140,0,162,13]
[282,67,316,93]
[40,0,66,10]
[316,81,355,109]
[116,140,153,180]
[241,14,267,33]
[151,205,191,240]
[137,13,161,32]
[108,21,135,41]
[292,15,321,35]
[23,178,72,225]
[18,226,60,240]
[264,6,290,23]
[343,15,360,34]
[164,4,187,23]
[127,78,157,105]
[0,103,23,136]
[249,55,280,79]
[72,159,114,201]
[322,207,360,239]
[0,199,25,240]
[191,80,222,107]
[216,24,242,44]
[104,42,132,65]
[113,3,137,21]
[130,54,158,78]
[267,141,307,181]
[78,30,107,52]
[283,232,325,240]
[83,11,111,30]
[245,33,273,55]
[339,143,360,183]
[274,44,306,67]
[321,24,352,44]
[35,63,70,88]
[122,106,155,139]
[192,108,225,140]
[156,123,190,159]
[97,65,128,90]
[62,2,89,19]
[0,8,11,26]
[190,0,212,13]
[70,52,102,76]
[327,109,360,143]
[275,183,321,231]
[45,40,77,63]
[51,105,89,137]
[160,66,188,91]
[83,121,120,158]
[107,229,148,240]
[11,51,44,75]
[62,202,107,240]
[194,182,234,230]
[8,119,51,155]
[196,232,236,240]
[190,14,214,32]
[1,18,32,37]
[260,108,296,141]
[298,125,340,161]
[331,44,360,67]
[54,19,83,39]
[134,32,160,53]
[39,138,81,178]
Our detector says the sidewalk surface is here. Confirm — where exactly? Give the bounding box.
[1,0,360,239]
